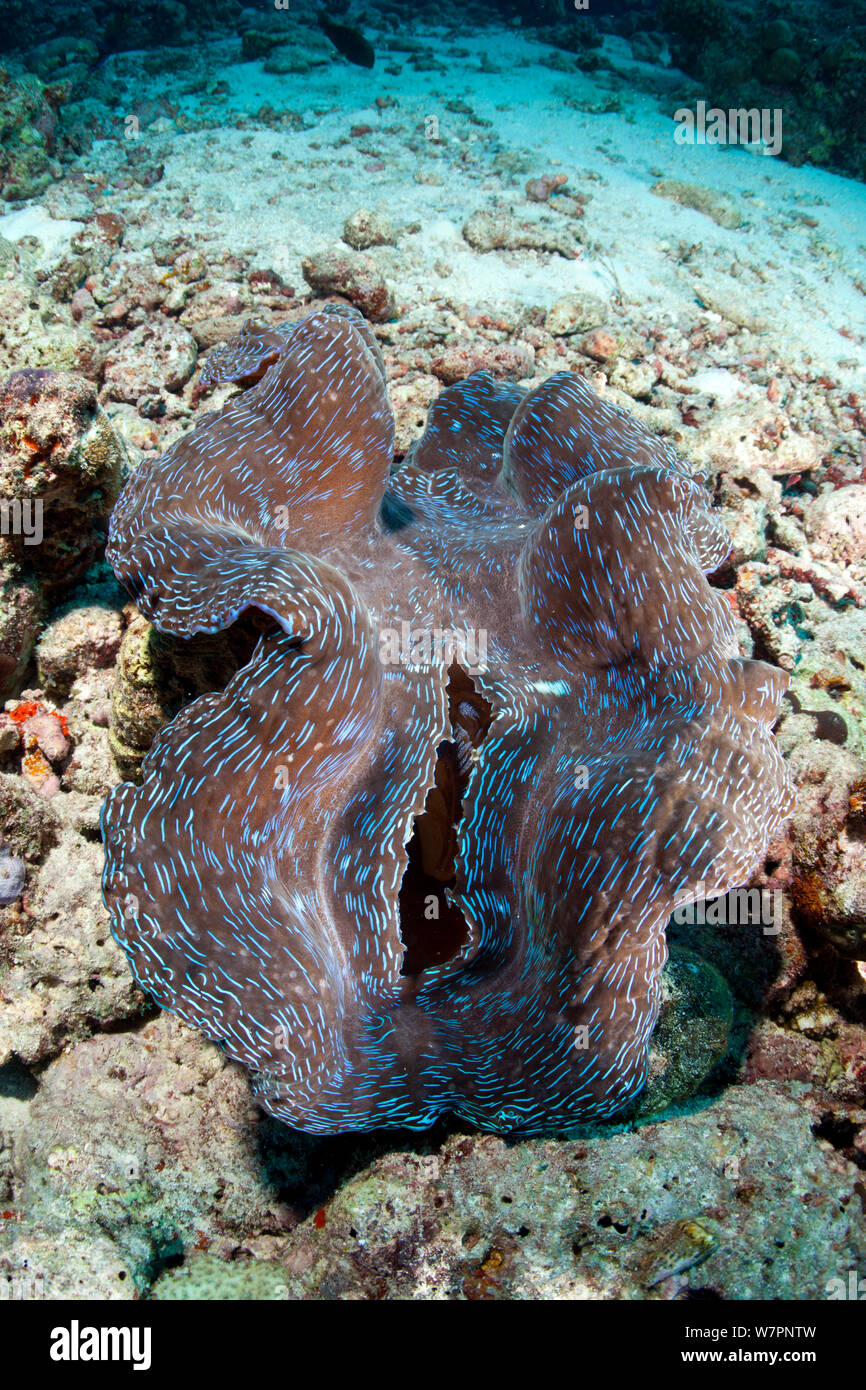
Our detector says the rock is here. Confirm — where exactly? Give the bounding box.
[636,948,734,1116]
[686,401,823,478]
[766,47,801,84]
[462,207,581,258]
[262,31,334,73]
[0,771,59,862]
[430,342,534,385]
[0,570,42,698]
[21,747,60,797]
[788,741,866,959]
[0,258,107,381]
[715,467,782,565]
[36,603,123,697]
[769,547,861,609]
[152,1253,288,1299]
[89,249,166,321]
[0,0,240,59]
[803,485,866,566]
[100,403,160,455]
[13,1015,296,1279]
[342,208,396,251]
[171,249,207,284]
[301,247,395,323]
[0,828,146,1065]
[545,291,608,336]
[525,173,568,202]
[0,68,58,200]
[0,712,19,752]
[783,606,866,764]
[630,31,669,64]
[69,288,96,322]
[607,358,657,400]
[650,179,744,230]
[20,708,70,763]
[43,212,126,306]
[735,562,806,672]
[388,373,441,455]
[692,281,768,333]
[579,329,618,361]
[241,27,286,60]
[60,716,120,798]
[102,318,199,402]
[25,33,99,80]
[265,1083,864,1299]
[762,19,794,49]
[0,370,125,589]
[108,614,184,780]
[179,280,255,349]
[0,848,26,904]
[0,1228,138,1301]
[109,612,260,780]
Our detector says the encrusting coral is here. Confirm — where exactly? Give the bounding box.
[101,304,794,1135]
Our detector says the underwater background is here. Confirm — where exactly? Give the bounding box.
[0,0,864,1301]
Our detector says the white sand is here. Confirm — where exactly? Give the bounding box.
[0,205,84,260]
[35,23,866,387]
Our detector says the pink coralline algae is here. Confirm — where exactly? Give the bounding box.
[101,304,794,1135]
[2,699,71,797]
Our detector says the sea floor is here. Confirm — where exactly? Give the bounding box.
[0,17,865,1301]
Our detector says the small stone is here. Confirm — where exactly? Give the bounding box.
[462,207,581,258]
[651,179,744,231]
[430,341,534,385]
[172,250,207,283]
[579,329,618,362]
[70,288,96,322]
[301,247,395,323]
[608,359,657,401]
[103,318,199,402]
[342,209,396,251]
[525,173,568,203]
[545,291,608,336]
